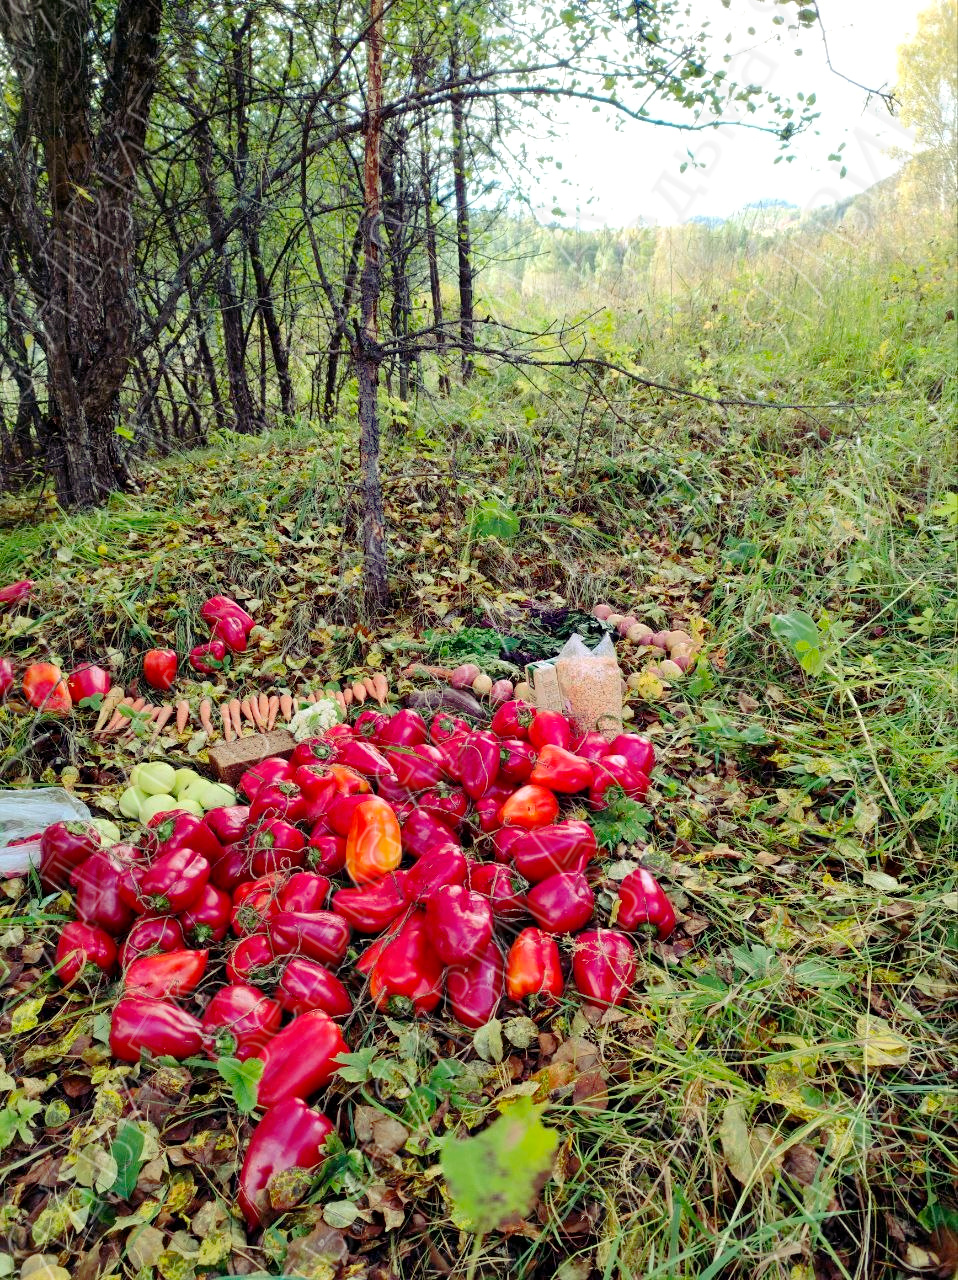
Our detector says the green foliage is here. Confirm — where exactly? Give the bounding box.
[215,1056,263,1114]
[589,793,653,849]
[470,498,521,542]
[440,1097,559,1234]
[0,1095,41,1150]
[108,1122,146,1199]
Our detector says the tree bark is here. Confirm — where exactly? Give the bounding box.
[449,49,475,384]
[420,127,451,396]
[356,0,389,617]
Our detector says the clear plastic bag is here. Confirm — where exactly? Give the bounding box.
[554,633,623,740]
[0,787,92,876]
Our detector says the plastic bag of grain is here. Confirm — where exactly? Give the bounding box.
[554,633,623,741]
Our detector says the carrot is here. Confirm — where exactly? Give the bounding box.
[342,686,353,707]
[151,705,174,742]
[372,673,389,704]
[221,703,234,742]
[363,675,378,701]
[267,694,279,731]
[229,699,243,737]
[103,695,133,735]
[280,692,293,722]
[121,698,147,736]
[240,698,253,726]
[250,695,265,731]
[176,700,190,734]
[95,686,124,733]
[333,690,346,712]
[199,698,213,736]
[352,681,367,705]
[258,693,270,727]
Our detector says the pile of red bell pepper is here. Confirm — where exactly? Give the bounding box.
[48,699,678,1230]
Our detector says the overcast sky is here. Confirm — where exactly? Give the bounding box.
[524,0,924,227]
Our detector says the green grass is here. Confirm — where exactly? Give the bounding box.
[0,205,955,1279]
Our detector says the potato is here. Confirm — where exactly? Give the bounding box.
[650,631,670,649]
[471,673,493,697]
[626,623,654,645]
[514,680,533,701]
[626,672,644,691]
[607,613,625,628]
[658,659,684,681]
[592,604,613,620]
[665,630,692,650]
[669,647,694,672]
[617,614,638,638]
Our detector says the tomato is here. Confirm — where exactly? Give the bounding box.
[22,662,71,713]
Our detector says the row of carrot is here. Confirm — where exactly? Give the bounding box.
[91,676,392,743]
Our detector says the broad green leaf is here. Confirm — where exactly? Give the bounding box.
[440,1097,559,1234]
[110,1121,146,1199]
[214,1056,263,1114]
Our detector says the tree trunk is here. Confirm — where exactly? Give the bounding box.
[248,224,294,418]
[356,0,389,617]
[323,223,363,421]
[449,61,475,384]
[420,128,451,395]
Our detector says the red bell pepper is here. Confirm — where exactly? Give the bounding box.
[528,710,573,752]
[401,808,462,860]
[510,821,598,883]
[124,948,208,999]
[278,871,331,914]
[200,595,255,633]
[354,708,387,738]
[384,743,447,791]
[306,829,347,875]
[120,916,186,969]
[227,933,286,986]
[458,730,501,800]
[607,733,655,777]
[239,756,295,802]
[326,791,378,838]
[345,796,401,884]
[39,821,101,891]
[189,639,228,675]
[377,709,428,747]
[277,956,353,1018]
[204,804,250,845]
[122,847,210,915]
[180,883,232,944]
[249,782,307,824]
[468,862,528,921]
[70,847,139,935]
[429,712,470,745]
[417,785,469,829]
[289,737,336,770]
[238,1098,334,1229]
[404,847,468,903]
[492,826,526,865]
[268,910,351,967]
[571,731,610,763]
[232,873,286,935]
[498,738,537,784]
[368,910,444,1017]
[143,648,178,692]
[526,871,594,934]
[445,938,506,1028]
[22,662,71,713]
[202,983,282,1061]
[0,657,13,698]
[110,996,206,1062]
[500,784,559,829]
[255,1008,349,1108]
[375,773,416,807]
[506,928,564,1002]
[425,884,494,965]
[529,744,594,794]
[490,699,535,740]
[589,755,650,808]
[210,841,254,892]
[615,867,676,940]
[332,871,410,932]
[66,664,111,704]
[0,579,33,607]
[572,929,637,1005]
[212,612,248,653]
[55,921,118,985]
[147,810,224,863]
[332,737,394,779]
[248,817,307,876]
